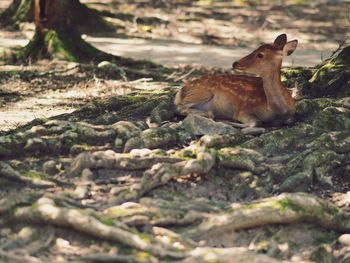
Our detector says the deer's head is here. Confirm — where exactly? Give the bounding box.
[232,34,298,77]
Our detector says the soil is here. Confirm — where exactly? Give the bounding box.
[0,1,350,263]
[0,0,349,131]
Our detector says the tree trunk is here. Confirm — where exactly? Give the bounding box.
[33,0,113,33]
[283,44,350,99]
[0,0,113,32]
[307,44,350,97]
[0,0,34,29]
[330,45,350,66]
[21,0,115,62]
[1,0,130,64]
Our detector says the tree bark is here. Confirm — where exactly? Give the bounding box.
[0,0,34,29]
[1,0,127,64]
[308,44,350,97]
[0,0,113,32]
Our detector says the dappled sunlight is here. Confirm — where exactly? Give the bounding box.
[0,38,28,49]
[0,1,349,262]
[86,36,331,67]
[0,35,334,68]
[0,72,167,131]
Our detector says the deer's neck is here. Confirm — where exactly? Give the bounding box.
[261,69,290,112]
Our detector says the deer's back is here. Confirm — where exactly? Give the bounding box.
[182,74,267,107]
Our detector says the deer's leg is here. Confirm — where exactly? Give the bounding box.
[174,88,214,118]
[175,105,214,118]
[234,113,262,128]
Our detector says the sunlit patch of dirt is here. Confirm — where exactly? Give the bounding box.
[0,60,155,132]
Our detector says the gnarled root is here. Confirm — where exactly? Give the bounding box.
[189,192,350,239]
[109,146,217,205]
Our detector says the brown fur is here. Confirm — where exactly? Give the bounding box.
[174,34,297,128]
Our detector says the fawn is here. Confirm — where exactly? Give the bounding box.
[174,34,298,128]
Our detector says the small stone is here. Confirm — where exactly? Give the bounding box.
[70,145,86,156]
[340,253,350,263]
[112,121,141,140]
[24,138,47,151]
[97,61,118,70]
[124,136,145,153]
[0,228,11,236]
[242,127,266,135]
[182,114,237,135]
[309,245,333,263]
[67,62,79,69]
[81,168,94,181]
[28,125,47,136]
[279,172,312,192]
[110,187,125,195]
[74,185,88,199]
[43,160,59,175]
[339,234,350,246]
[130,148,152,156]
[114,138,124,152]
[18,227,36,240]
[96,112,118,124]
[59,131,78,140]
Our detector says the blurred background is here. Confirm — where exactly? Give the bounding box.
[0,0,349,67]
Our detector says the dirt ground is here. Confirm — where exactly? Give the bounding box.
[0,1,350,263]
[0,0,349,131]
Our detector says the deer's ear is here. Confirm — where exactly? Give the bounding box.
[282,40,298,56]
[273,34,287,50]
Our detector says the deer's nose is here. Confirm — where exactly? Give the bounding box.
[232,62,239,69]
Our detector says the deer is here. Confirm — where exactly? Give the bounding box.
[174,34,298,128]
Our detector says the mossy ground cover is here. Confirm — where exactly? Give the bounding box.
[0,1,349,262]
[0,58,349,261]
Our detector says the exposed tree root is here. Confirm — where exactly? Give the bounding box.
[109,145,217,205]
[64,150,184,178]
[10,197,187,259]
[0,249,43,263]
[78,253,157,263]
[190,193,350,239]
[0,193,42,215]
[0,162,55,188]
[28,228,55,256]
[104,198,207,228]
[176,247,287,263]
[2,77,350,262]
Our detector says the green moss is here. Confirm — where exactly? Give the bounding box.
[277,199,305,212]
[124,95,145,104]
[138,233,152,243]
[0,0,34,29]
[313,231,338,246]
[31,203,39,209]
[180,150,195,159]
[136,252,153,260]
[22,171,42,179]
[217,150,241,161]
[100,217,115,226]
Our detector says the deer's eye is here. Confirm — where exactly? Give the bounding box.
[256,53,264,58]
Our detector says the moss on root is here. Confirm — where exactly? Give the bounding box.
[282,45,350,99]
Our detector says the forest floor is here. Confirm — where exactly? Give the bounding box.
[0,0,349,131]
[0,1,350,263]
